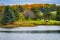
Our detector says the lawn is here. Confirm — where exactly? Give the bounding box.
[0,19,60,28]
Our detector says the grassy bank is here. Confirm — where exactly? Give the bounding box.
[0,20,60,28]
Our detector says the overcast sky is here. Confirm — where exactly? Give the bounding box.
[0,0,60,5]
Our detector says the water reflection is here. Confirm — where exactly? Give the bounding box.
[0,30,60,33]
[0,32,60,40]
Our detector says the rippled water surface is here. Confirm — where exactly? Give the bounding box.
[0,32,60,40]
[0,26,60,40]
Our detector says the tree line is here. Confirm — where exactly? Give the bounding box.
[0,4,60,25]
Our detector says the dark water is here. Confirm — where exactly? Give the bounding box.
[0,26,60,40]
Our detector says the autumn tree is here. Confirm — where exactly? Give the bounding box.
[23,10,35,20]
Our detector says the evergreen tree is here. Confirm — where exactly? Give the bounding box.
[12,9,20,21]
[2,6,15,25]
[40,6,46,13]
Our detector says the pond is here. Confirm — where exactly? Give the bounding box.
[0,26,60,40]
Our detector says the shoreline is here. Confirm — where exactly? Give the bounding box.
[0,24,60,28]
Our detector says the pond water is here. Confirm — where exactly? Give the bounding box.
[0,26,60,31]
[0,26,60,40]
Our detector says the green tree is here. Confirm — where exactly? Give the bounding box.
[43,7,52,21]
[40,6,46,13]
[50,4,56,11]
[19,13,25,21]
[12,9,20,21]
[31,6,40,19]
[17,5,25,12]
[56,6,60,21]
[2,6,15,25]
